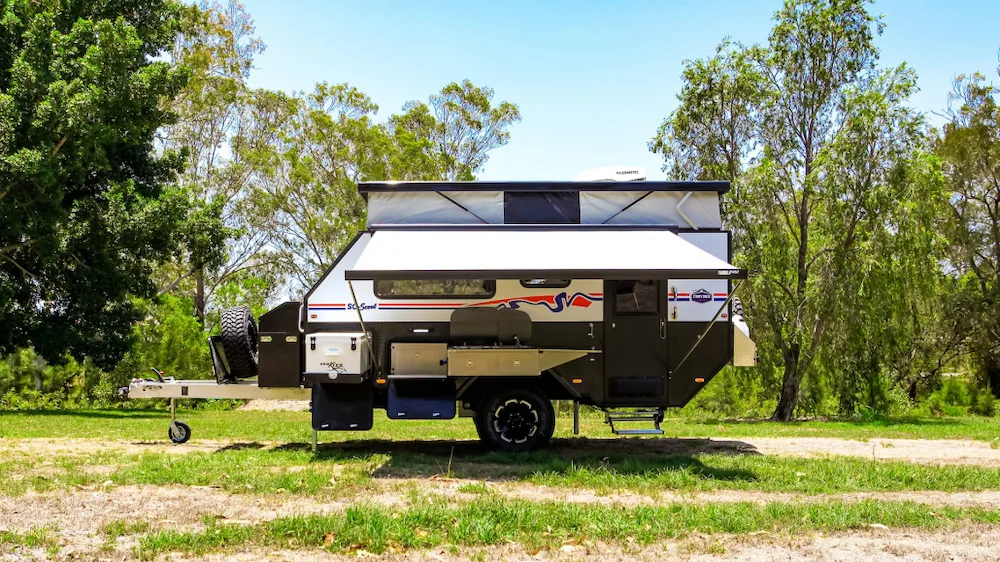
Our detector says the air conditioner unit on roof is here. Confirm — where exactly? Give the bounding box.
[572,166,647,182]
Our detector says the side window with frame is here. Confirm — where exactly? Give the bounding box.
[375,279,496,299]
[613,280,658,314]
[520,278,571,289]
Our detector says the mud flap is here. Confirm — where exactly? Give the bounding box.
[311,382,373,431]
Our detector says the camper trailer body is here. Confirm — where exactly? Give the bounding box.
[126,175,755,451]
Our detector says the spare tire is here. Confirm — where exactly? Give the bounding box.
[220,306,258,380]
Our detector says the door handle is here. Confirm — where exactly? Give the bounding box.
[660,318,666,340]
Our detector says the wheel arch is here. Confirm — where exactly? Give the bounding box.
[458,371,578,410]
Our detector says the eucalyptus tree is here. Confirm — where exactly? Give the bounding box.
[652,0,937,419]
[158,0,267,323]
[398,80,522,181]
[249,83,385,290]
[936,74,1000,392]
[251,81,523,293]
[650,39,765,184]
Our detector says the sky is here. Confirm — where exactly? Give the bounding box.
[241,0,999,181]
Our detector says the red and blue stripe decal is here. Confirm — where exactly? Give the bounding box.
[376,302,462,311]
[308,303,347,310]
[308,292,604,313]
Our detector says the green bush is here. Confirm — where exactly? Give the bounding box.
[111,295,213,388]
[971,388,996,417]
[941,378,971,407]
[916,377,997,417]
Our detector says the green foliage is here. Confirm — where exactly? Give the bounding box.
[0,348,106,409]
[916,377,998,418]
[650,38,765,183]
[250,80,521,291]
[158,0,271,322]
[112,295,212,387]
[650,0,969,420]
[935,73,1000,394]
[0,0,191,368]
[684,367,776,418]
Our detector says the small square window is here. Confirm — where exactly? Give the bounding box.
[375,279,495,299]
[613,280,658,314]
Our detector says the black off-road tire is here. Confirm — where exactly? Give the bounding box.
[220,306,258,380]
[475,385,555,453]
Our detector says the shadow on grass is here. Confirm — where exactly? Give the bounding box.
[0,409,167,420]
[214,442,269,453]
[271,437,761,483]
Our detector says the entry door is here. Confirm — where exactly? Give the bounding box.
[604,280,668,404]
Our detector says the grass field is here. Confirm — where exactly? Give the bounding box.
[2,408,1000,560]
[3,407,1000,441]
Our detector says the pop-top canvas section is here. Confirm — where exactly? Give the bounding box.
[359,180,727,229]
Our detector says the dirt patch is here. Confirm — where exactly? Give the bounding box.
[545,435,1000,466]
[240,399,310,411]
[411,478,1000,509]
[0,438,233,458]
[746,437,1000,466]
[0,486,339,535]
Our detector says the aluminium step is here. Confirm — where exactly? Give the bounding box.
[606,409,665,436]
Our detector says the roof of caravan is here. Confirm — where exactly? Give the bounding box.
[357,180,730,197]
[345,229,744,281]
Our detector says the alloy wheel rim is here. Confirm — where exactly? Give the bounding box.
[493,399,539,444]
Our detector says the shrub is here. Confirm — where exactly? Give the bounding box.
[971,388,996,417]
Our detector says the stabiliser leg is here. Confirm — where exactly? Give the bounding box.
[573,401,580,435]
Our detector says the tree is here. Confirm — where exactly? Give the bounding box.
[158,0,268,324]
[403,80,521,181]
[652,0,934,419]
[251,80,522,292]
[250,83,383,289]
[650,39,765,184]
[936,74,1000,393]
[0,0,190,368]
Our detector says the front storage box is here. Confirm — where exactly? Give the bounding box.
[257,302,302,387]
[305,332,371,378]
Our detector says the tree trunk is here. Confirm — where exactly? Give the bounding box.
[987,351,1000,398]
[195,268,206,325]
[33,355,45,391]
[772,348,800,421]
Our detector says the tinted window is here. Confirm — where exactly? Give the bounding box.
[613,280,658,313]
[375,279,495,299]
[520,278,571,289]
[504,192,580,224]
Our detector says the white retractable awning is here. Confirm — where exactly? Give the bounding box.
[345,229,745,280]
